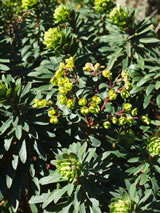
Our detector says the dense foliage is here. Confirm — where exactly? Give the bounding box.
[0,0,160,212]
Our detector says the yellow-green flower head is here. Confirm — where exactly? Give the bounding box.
[141,115,151,125]
[83,63,94,72]
[147,137,160,157]
[131,108,138,116]
[56,153,81,182]
[109,198,133,213]
[112,117,118,124]
[109,7,129,27]
[33,99,48,108]
[121,89,130,99]
[48,108,56,116]
[89,103,100,114]
[38,99,48,108]
[91,95,102,105]
[50,115,59,124]
[22,0,38,10]
[103,121,111,129]
[43,27,65,49]
[53,4,70,22]
[108,89,117,101]
[78,97,87,106]
[80,106,89,115]
[65,57,75,69]
[66,99,75,109]
[50,62,65,86]
[119,117,127,125]
[94,0,115,13]
[123,103,132,111]
[102,69,111,79]
[126,116,134,125]
[58,95,67,105]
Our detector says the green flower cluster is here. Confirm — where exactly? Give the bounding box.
[22,0,38,10]
[50,57,74,86]
[94,0,115,13]
[80,95,102,115]
[109,198,133,213]
[56,153,81,182]
[48,108,59,124]
[33,99,48,108]
[53,4,70,22]
[147,137,160,157]
[43,27,65,49]
[109,7,129,27]
[57,77,73,95]
[121,70,132,90]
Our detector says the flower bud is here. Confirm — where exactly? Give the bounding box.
[65,57,75,69]
[83,63,94,72]
[66,99,75,109]
[141,115,151,125]
[126,116,134,125]
[89,104,100,114]
[59,95,67,105]
[50,116,59,124]
[120,89,130,99]
[91,96,102,105]
[38,99,47,108]
[80,106,89,115]
[119,117,127,125]
[102,69,111,79]
[112,117,118,124]
[123,103,132,111]
[131,108,138,116]
[108,89,117,101]
[59,87,67,95]
[48,108,56,116]
[103,121,111,129]
[78,97,87,106]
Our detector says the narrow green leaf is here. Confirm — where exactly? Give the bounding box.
[19,140,27,164]
[0,64,10,71]
[156,94,160,108]
[143,95,152,109]
[6,175,13,189]
[15,125,22,140]
[40,173,64,185]
[29,194,48,204]
[12,155,19,170]
[155,81,160,90]
[146,84,154,96]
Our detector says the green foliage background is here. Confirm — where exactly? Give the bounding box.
[0,0,160,212]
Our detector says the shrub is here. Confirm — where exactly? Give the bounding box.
[0,0,160,212]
